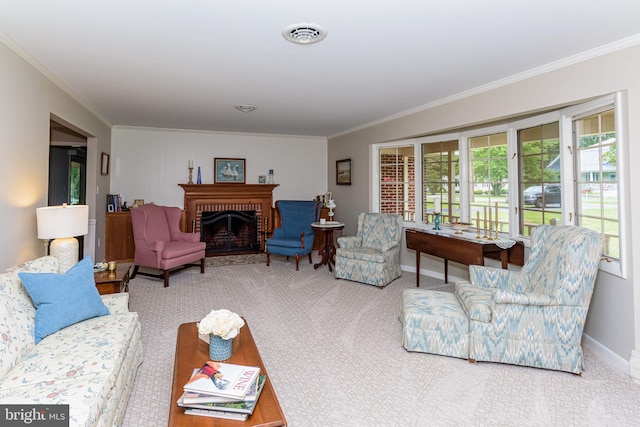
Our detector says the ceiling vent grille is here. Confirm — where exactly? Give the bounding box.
[234,104,257,113]
[282,23,327,45]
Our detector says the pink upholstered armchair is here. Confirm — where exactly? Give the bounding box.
[130,203,205,287]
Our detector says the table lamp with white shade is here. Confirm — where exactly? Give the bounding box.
[36,204,89,273]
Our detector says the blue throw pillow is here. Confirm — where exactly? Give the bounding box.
[19,256,110,343]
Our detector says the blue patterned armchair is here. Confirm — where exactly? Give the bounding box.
[334,212,403,288]
[456,225,604,373]
[401,225,604,374]
[266,200,320,270]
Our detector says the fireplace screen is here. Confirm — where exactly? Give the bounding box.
[200,210,259,254]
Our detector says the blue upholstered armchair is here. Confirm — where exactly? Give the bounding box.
[334,212,403,288]
[266,200,320,270]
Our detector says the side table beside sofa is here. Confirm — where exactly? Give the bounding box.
[0,256,143,426]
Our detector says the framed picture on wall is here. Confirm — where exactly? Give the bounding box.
[101,152,110,175]
[214,158,246,183]
[336,158,351,185]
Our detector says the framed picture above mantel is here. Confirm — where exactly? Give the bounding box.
[336,158,351,185]
[214,158,245,184]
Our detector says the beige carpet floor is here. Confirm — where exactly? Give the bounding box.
[122,255,640,426]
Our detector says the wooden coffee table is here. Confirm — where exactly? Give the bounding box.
[168,322,287,426]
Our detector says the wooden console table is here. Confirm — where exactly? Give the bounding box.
[406,228,523,286]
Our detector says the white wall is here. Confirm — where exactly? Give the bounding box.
[0,39,112,270]
[110,127,328,208]
[328,42,640,377]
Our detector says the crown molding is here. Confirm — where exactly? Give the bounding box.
[330,34,640,139]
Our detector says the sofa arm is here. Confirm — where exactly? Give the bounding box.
[337,236,362,249]
[101,293,130,314]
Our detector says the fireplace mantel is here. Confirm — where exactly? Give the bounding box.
[179,184,278,252]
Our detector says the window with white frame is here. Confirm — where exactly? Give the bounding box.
[422,140,459,224]
[371,93,626,277]
[377,145,416,221]
[468,132,509,235]
[574,108,619,260]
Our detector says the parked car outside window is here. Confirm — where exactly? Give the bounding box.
[523,184,561,208]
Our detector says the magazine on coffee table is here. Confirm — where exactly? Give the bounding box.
[183,361,260,400]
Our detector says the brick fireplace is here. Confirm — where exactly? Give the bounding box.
[179,184,278,255]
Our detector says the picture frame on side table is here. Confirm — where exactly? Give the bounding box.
[214,158,246,183]
[336,158,351,185]
[101,152,110,175]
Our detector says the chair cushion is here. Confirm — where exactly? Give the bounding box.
[335,247,385,263]
[455,282,493,323]
[18,257,110,343]
[267,236,306,249]
[401,289,469,359]
[161,241,206,259]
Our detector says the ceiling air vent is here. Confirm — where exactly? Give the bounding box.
[282,23,327,45]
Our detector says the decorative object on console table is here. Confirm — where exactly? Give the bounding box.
[214,158,246,183]
[36,204,89,273]
[336,158,351,185]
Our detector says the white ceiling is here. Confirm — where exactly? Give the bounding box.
[1,0,639,137]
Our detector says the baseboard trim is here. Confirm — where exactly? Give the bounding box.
[582,334,631,377]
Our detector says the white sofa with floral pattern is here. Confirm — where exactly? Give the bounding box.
[0,256,143,426]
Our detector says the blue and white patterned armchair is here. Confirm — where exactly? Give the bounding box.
[334,212,403,288]
[455,225,604,373]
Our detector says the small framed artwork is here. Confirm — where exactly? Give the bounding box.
[107,204,115,212]
[336,158,351,185]
[258,175,266,184]
[214,158,246,183]
[101,152,110,175]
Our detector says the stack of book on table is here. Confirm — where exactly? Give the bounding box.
[178,360,264,421]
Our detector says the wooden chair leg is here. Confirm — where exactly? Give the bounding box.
[308,253,313,263]
[468,358,476,364]
[163,270,170,287]
[266,252,270,266]
[130,265,139,279]
[295,254,300,271]
[200,258,205,273]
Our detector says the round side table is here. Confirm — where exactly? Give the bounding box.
[311,221,345,271]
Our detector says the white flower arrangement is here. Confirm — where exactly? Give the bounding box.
[198,309,245,340]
